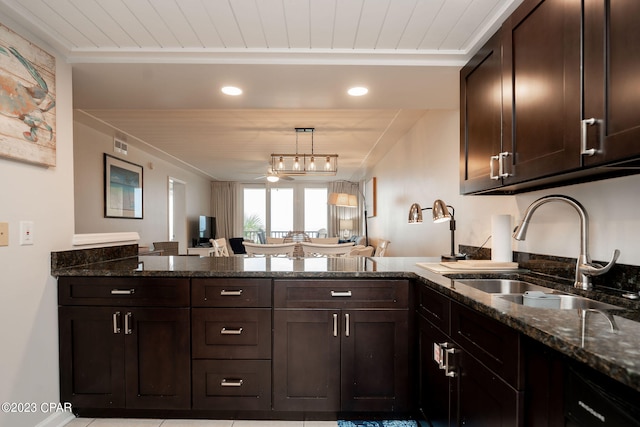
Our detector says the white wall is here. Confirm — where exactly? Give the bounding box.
[73,117,212,253]
[369,110,640,266]
[0,23,74,427]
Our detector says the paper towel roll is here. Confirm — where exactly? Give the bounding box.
[492,214,513,262]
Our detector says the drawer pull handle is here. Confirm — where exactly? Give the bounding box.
[221,327,243,335]
[331,290,352,297]
[112,311,121,334]
[221,379,243,387]
[111,289,135,295]
[220,289,243,296]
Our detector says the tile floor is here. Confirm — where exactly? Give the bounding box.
[64,418,339,427]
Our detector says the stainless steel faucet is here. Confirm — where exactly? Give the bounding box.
[513,195,620,290]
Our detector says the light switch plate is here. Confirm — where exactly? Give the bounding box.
[0,222,8,246]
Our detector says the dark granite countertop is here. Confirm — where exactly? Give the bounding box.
[52,250,640,393]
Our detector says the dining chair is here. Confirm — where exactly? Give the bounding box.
[210,238,230,257]
[152,241,179,256]
[374,240,390,257]
[310,237,340,244]
[299,242,355,257]
[283,231,312,257]
[242,242,298,257]
[349,245,375,257]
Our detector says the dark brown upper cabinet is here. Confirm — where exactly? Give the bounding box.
[582,0,640,166]
[502,0,583,184]
[461,0,640,194]
[460,31,508,194]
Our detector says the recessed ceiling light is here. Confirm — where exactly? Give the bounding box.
[221,86,242,96]
[348,86,368,96]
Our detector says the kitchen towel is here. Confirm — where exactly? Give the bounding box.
[491,214,513,262]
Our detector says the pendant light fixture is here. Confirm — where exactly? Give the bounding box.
[271,128,338,176]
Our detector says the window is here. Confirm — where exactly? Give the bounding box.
[241,184,328,241]
[305,188,328,237]
[270,187,293,237]
[243,187,266,242]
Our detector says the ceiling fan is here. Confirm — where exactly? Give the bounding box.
[254,167,294,182]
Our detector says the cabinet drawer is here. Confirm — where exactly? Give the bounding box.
[274,279,408,309]
[192,308,271,359]
[58,277,189,307]
[192,360,271,411]
[417,283,450,333]
[192,278,271,307]
[451,301,522,389]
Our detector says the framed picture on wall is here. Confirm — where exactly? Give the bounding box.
[0,23,56,167]
[365,177,377,218]
[104,154,143,219]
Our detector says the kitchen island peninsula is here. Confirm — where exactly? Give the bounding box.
[52,245,640,425]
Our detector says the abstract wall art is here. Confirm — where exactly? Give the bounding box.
[0,23,56,167]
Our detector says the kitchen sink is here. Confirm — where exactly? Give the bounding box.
[498,294,623,310]
[456,279,556,294]
[456,278,625,311]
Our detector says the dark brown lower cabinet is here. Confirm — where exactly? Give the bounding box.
[273,308,409,413]
[418,315,453,426]
[190,278,273,412]
[418,284,523,426]
[58,306,190,410]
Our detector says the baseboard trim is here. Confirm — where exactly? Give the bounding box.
[34,411,75,427]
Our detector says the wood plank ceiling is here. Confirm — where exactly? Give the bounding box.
[0,0,523,181]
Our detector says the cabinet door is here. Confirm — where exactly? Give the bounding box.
[59,307,125,408]
[124,308,191,409]
[341,310,410,412]
[418,315,454,427]
[523,338,565,427]
[502,0,582,183]
[460,31,506,194]
[583,0,640,165]
[458,349,523,427]
[273,309,341,411]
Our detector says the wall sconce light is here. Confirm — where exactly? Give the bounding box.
[408,199,466,262]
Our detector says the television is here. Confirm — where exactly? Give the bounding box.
[197,216,216,245]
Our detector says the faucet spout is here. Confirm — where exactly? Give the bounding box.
[513,195,619,290]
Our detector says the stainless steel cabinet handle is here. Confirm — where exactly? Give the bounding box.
[331,290,352,297]
[124,312,132,335]
[498,152,512,178]
[221,379,243,387]
[333,313,338,337]
[435,342,457,377]
[489,154,500,180]
[444,346,457,377]
[581,118,598,156]
[220,327,243,335]
[220,289,243,296]
[345,313,350,337]
[111,289,135,295]
[112,311,121,334]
